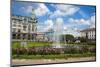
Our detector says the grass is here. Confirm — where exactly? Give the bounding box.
[12,41,52,48]
[12,41,95,49]
[12,53,95,59]
[28,41,52,47]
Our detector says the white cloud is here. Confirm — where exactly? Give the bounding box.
[68,18,74,23]
[34,4,50,16]
[37,24,43,32]
[50,4,80,18]
[45,20,53,26]
[26,6,33,14]
[21,6,33,14]
[63,27,81,37]
[37,18,64,32]
[37,19,53,32]
[90,15,95,24]
[68,14,96,28]
[90,15,95,28]
[68,18,90,25]
[51,10,64,17]
[79,10,88,18]
[44,20,53,31]
[62,14,96,37]
[20,4,50,16]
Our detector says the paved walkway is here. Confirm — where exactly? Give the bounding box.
[12,57,96,66]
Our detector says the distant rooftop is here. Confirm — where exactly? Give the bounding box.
[80,28,95,32]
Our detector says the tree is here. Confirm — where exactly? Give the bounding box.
[78,37,87,42]
[61,34,74,42]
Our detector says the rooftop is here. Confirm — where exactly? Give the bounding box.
[11,15,37,23]
[80,28,95,32]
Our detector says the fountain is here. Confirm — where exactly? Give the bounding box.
[52,18,65,48]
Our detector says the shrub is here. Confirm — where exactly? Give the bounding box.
[87,42,96,45]
[88,46,96,53]
[12,45,96,55]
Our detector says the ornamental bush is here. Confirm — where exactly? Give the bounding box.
[12,45,95,55]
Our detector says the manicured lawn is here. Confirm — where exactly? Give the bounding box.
[12,41,52,48]
[12,53,95,59]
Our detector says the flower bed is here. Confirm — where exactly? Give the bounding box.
[12,45,96,55]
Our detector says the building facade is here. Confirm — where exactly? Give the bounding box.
[36,32,49,42]
[11,15,37,41]
[80,28,96,40]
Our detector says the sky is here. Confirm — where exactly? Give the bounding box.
[11,1,96,37]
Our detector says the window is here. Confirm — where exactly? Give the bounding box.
[17,34,21,39]
[13,24,16,27]
[18,25,21,27]
[23,34,26,39]
[28,24,31,32]
[18,29,21,33]
[23,25,27,31]
[23,25,27,28]
[13,20,16,23]
[28,34,30,40]
[32,25,34,31]
[12,28,16,32]
[12,33,16,39]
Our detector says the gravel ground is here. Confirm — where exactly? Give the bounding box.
[12,57,96,66]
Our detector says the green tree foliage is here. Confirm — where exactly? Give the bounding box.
[61,34,74,42]
[78,37,87,42]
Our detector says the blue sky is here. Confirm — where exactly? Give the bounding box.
[11,1,96,37]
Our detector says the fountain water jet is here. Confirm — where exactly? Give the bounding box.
[52,18,65,48]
